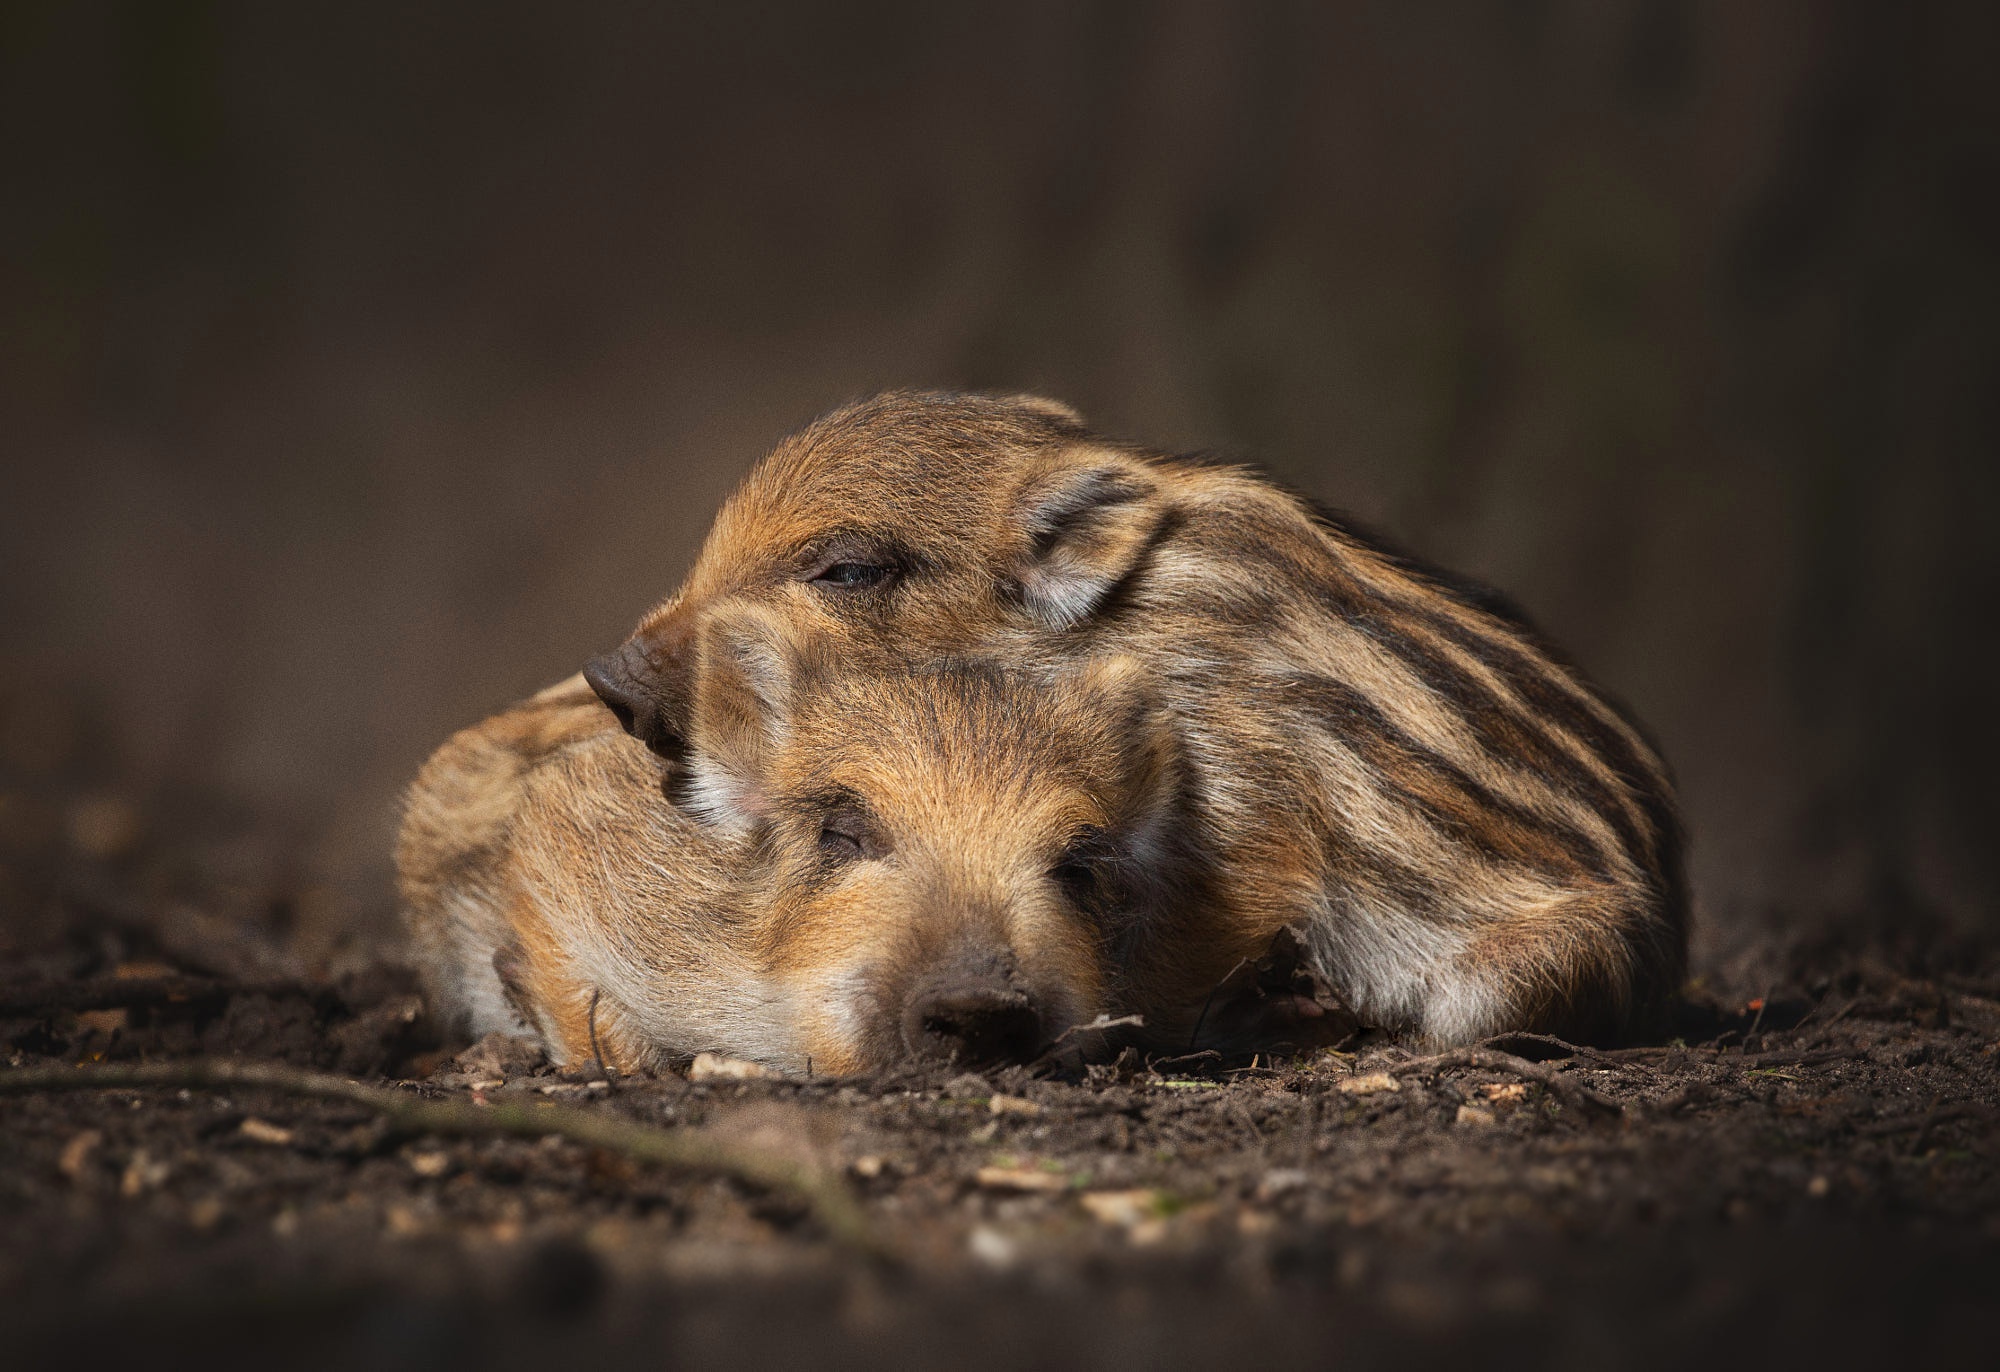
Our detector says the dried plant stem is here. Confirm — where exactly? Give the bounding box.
[0,1059,887,1259]
[1393,1047,1625,1117]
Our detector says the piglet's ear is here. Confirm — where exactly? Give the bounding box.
[1068,654,1180,844]
[999,393,1087,428]
[680,606,802,832]
[1010,456,1164,632]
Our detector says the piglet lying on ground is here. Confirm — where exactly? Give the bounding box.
[583,392,1688,1045]
[402,610,1218,1073]
[404,392,1688,1066]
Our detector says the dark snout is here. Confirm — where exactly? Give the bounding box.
[583,638,686,761]
[902,972,1044,1068]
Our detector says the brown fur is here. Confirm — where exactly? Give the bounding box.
[400,614,1183,1073]
[571,392,1688,1047]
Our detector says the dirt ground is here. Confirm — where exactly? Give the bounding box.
[3,801,1998,1371]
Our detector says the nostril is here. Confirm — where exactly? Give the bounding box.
[905,987,1043,1066]
[583,654,641,734]
[584,650,688,763]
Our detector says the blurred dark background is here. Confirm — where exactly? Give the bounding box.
[3,0,1996,973]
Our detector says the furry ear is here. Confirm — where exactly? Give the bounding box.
[1000,393,1088,429]
[680,606,804,832]
[1010,456,1164,631]
[1067,653,1180,846]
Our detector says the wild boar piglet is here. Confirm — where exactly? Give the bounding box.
[401,608,1181,1074]
[581,391,1688,1045]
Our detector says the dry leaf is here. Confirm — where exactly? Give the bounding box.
[1336,1072,1402,1096]
[238,1117,295,1146]
[975,1166,1068,1193]
[1079,1189,1160,1226]
[688,1052,779,1082]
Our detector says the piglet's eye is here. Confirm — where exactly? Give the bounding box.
[1052,857,1096,904]
[1052,827,1110,905]
[818,807,883,863]
[811,562,893,589]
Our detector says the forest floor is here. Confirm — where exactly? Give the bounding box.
[2,821,1997,1370]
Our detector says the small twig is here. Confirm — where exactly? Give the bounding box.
[1392,1047,1623,1117]
[1786,991,1854,1036]
[1186,957,1252,1051]
[1478,1032,1605,1063]
[585,988,610,1082]
[1650,1081,1716,1115]
[1746,990,1771,1040]
[1582,1045,1696,1061]
[1042,1013,1145,1053]
[0,1058,887,1260]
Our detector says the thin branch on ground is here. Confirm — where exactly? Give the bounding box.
[1185,957,1251,1051]
[1478,1032,1605,1062]
[1043,1013,1145,1050]
[1476,1035,1872,1071]
[1391,1047,1625,1117]
[0,1058,888,1261]
[1746,990,1771,1039]
[1785,992,1853,1035]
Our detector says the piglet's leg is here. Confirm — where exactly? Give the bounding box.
[497,900,646,1073]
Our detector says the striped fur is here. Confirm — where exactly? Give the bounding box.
[399,628,1181,1074]
[583,392,1686,1047]
[404,391,1687,1065]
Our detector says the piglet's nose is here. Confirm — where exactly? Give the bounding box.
[903,980,1044,1067]
[583,640,683,760]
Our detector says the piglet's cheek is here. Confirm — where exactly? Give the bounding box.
[787,961,884,1076]
[794,1018,871,1078]
[1012,911,1112,1026]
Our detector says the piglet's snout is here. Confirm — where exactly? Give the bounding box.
[583,634,690,763]
[902,973,1043,1067]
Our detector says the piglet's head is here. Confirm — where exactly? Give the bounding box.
[682,605,1181,1074]
[584,392,1168,773]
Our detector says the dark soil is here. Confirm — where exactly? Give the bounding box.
[3,855,1997,1370]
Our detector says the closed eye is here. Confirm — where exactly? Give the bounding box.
[1051,856,1097,904]
[810,561,894,590]
[818,804,886,864]
[819,826,864,860]
[1051,826,1111,906]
